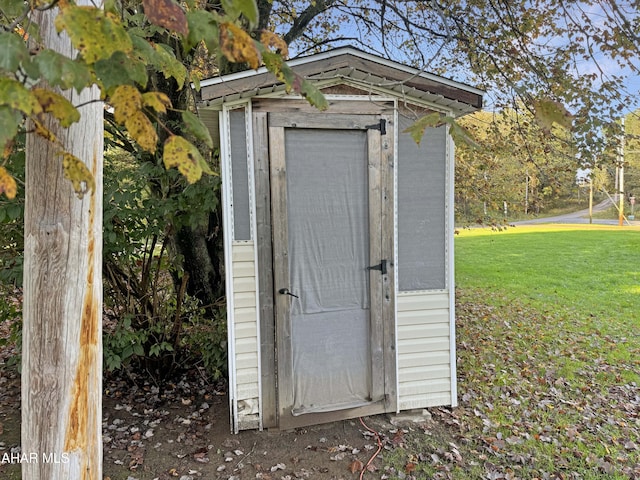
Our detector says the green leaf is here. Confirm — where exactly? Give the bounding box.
[221,0,258,27]
[33,49,92,92]
[1,0,27,19]
[299,80,329,112]
[32,88,81,127]
[163,135,213,183]
[94,51,148,93]
[262,51,328,111]
[191,74,201,92]
[55,5,133,64]
[6,203,21,220]
[402,112,442,144]
[0,106,22,154]
[237,0,259,26]
[186,10,219,52]
[0,32,29,72]
[20,57,41,82]
[129,34,156,63]
[182,110,213,148]
[0,78,41,115]
[152,43,188,89]
[441,116,480,149]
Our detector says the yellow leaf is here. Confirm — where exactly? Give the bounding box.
[220,22,260,69]
[125,110,158,153]
[0,166,17,199]
[142,91,172,114]
[60,152,95,199]
[532,98,573,132]
[3,140,14,160]
[33,119,58,143]
[55,5,132,64]
[260,30,288,57]
[163,135,213,183]
[110,85,143,124]
[111,87,161,153]
[32,88,80,127]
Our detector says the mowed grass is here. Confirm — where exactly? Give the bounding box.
[455,225,640,323]
[382,225,640,479]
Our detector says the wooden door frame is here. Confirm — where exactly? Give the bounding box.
[259,110,397,429]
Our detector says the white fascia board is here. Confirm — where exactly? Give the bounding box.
[219,106,238,432]
[392,101,401,413]
[446,124,458,408]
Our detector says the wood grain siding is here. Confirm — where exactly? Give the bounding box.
[397,291,453,410]
[231,241,260,429]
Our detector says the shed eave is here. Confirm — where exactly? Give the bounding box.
[200,47,483,111]
[200,75,479,117]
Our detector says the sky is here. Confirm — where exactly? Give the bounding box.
[281,1,640,120]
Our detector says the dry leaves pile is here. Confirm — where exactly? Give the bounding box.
[2,285,639,479]
[451,291,640,480]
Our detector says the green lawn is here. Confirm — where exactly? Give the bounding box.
[455,225,640,324]
[384,225,640,479]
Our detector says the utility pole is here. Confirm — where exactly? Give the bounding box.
[618,118,625,227]
[525,170,529,214]
[22,2,103,478]
[589,175,593,224]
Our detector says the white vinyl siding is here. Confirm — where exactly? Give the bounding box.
[231,242,260,429]
[397,291,453,410]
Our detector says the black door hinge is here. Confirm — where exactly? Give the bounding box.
[365,119,386,135]
[366,259,387,275]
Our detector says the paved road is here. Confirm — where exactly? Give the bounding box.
[514,198,640,226]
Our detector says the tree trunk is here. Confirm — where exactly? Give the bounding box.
[148,70,226,311]
[22,3,103,479]
[172,208,225,311]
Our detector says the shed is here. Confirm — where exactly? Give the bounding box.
[198,47,484,432]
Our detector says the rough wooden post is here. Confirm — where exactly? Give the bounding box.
[22,2,103,479]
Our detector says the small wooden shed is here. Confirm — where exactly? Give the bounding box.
[198,47,483,432]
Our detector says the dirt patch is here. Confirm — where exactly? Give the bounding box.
[0,365,449,480]
[101,372,395,480]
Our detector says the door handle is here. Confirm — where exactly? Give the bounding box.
[366,259,387,275]
[278,288,299,298]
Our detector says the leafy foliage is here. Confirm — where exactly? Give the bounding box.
[404,112,478,148]
[102,147,226,380]
[455,109,579,222]
[0,143,24,285]
[0,0,328,198]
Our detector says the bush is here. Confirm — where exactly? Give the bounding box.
[0,143,228,383]
[102,148,226,382]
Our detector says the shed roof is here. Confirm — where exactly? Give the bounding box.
[199,47,483,116]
